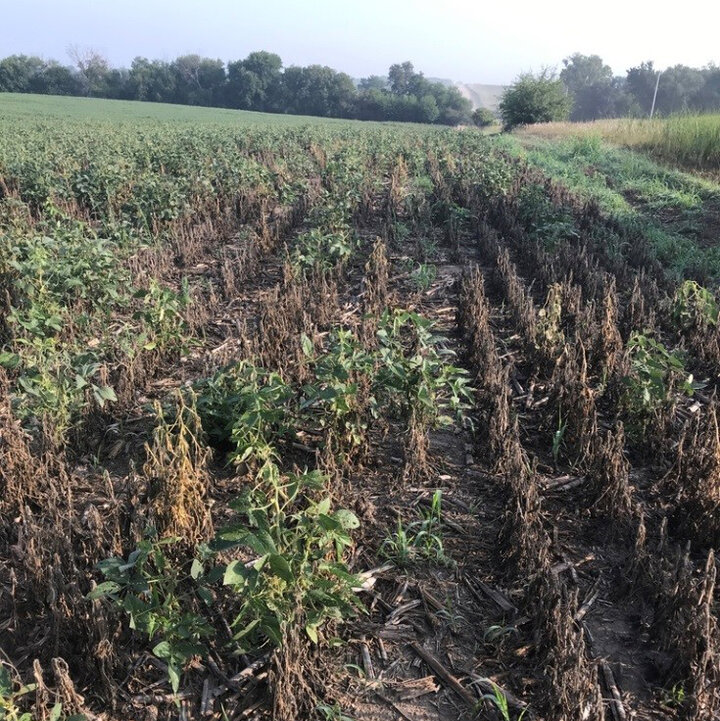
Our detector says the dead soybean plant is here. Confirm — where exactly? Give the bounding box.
[499,463,552,580]
[596,276,623,376]
[622,271,659,340]
[529,574,605,721]
[549,341,598,468]
[0,372,54,514]
[360,236,389,346]
[257,276,316,385]
[496,248,539,356]
[457,266,501,390]
[144,391,213,544]
[383,155,409,239]
[456,267,521,470]
[683,552,720,720]
[588,421,637,524]
[667,404,720,550]
[651,544,720,719]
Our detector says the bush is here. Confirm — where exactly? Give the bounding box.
[499,69,571,130]
[472,107,496,127]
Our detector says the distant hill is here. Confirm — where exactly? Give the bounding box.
[427,78,506,112]
[454,83,507,113]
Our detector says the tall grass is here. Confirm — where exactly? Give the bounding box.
[519,114,720,173]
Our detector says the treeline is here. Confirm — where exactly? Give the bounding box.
[561,54,720,121]
[0,51,472,125]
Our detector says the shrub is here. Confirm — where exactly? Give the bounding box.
[499,69,571,130]
[472,107,496,128]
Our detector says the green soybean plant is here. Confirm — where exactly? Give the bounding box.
[88,531,216,694]
[215,463,363,649]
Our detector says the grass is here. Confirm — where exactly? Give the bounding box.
[517,114,720,174]
[498,133,720,279]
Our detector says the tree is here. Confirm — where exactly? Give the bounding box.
[418,94,440,123]
[472,107,496,127]
[171,55,226,106]
[280,65,357,118]
[0,55,45,92]
[226,51,282,111]
[561,53,616,120]
[626,61,706,116]
[128,58,176,103]
[432,84,472,125]
[697,65,720,111]
[68,46,110,97]
[359,75,387,91]
[561,54,612,93]
[104,68,131,100]
[654,65,704,115]
[34,62,81,96]
[388,62,416,95]
[499,69,571,129]
[626,61,658,115]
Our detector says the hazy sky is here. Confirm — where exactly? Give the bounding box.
[2,0,719,84]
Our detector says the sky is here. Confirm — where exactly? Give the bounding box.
[1,0,719,84]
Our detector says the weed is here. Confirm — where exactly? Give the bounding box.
[0,664,36,721]
[381,490,452,566]
[300,329,374,463]
[316,702,355,721]
[293,228,356,273]
[375,309,474,429]
[622,333,702,419]
[195,360,294,465]
[672,280,719,329]
[661,683,686,708]
[483,624,519,645]
[133,278,192,355]
[552,412,567,465]
[411,263,437,291]
[479,682,528,721]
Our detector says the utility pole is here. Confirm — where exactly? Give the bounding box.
[650,70,662,118]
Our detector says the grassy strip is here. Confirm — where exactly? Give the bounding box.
[496,133,720,279]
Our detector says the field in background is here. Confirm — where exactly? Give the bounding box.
[2,92,720,721]
[518,114,720,174]
[0,91,418,127]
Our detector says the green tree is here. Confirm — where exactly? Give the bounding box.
[359,75,387,91]
[697,64,720,111]
[69,46,111,97]
[226,51,282,111]
[654,65,704,114]
[128,57,176,103]
[561,53,616,120]
[34,62,81,95]
[280,65,357,118]
[418,94,440,123]
[0,55,45,92]
[171,55,226,106]
[472,107,496,127]
[561,54,612,94]
[626,61,658,115]
[388,61,416,95]
[499,69,571,129]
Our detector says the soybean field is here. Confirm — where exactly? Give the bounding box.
[1,94,720,721]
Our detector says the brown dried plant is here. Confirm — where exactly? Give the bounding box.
[144,391,212,544]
